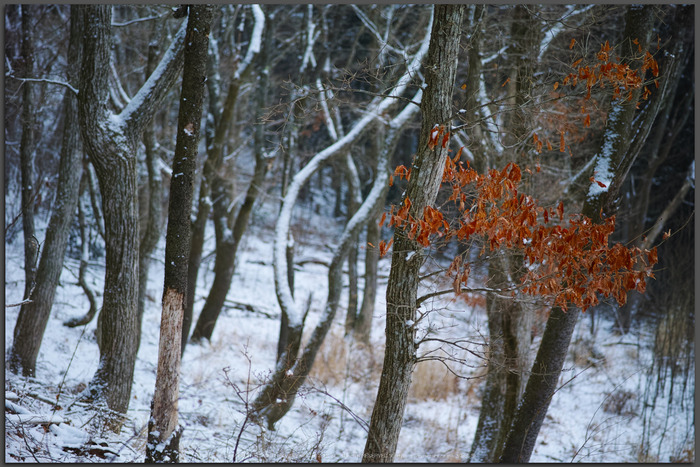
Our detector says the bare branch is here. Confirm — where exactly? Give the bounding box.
[7,75,78,95]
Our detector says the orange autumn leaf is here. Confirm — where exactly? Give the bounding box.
[441,132,451,148]
[559,131,566,152]
[502,77,511,87]
[569,38,576,49]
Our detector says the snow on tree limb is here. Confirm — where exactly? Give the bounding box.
[120,19,187,131]
[234,5,265,80]
[273,8,432,325]
[300,5,317,73]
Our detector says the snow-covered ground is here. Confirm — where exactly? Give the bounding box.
[4,195,694,463]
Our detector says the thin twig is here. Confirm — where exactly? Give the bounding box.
[7,75,79,95]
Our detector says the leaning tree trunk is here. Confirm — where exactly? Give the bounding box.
[362,5,464,462]
[77,4,186,421]
[8,5,84,377]
[146,6,212,462]
[249,90,420,429]
[255,5,433,432]
[499,5,656,462]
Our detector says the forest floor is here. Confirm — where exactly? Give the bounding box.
[4,195,695,463]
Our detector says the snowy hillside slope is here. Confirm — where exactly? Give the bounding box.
[4,196,694,463]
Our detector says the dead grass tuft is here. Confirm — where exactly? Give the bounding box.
[409,359,459,401]
[308,328,383,388]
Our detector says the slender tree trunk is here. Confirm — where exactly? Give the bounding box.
[181,34,223,353]
[77,4,186,421]
[63,170,100,328]
[18,5,38,302]
[9,5,84,376]
[190,7,271,343]
[249,106,405,430]
[147,6,212,462]
[137,16,166,350]
[362,5,464,462]
[184,6,265,351]
[355,126,399,343]
[343,154,362,335]
[500,6,656,462]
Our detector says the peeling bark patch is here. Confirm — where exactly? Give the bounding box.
[151,287,184,441]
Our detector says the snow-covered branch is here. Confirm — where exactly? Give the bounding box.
[120,18,187,131]
[350,5,402,57]
[299,5,318,73]
[273,7,433,325]
[6,75,78,96]
[235,4,265,80]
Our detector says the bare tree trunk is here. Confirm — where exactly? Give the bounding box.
[64,170,100,328]
[184,5,265,351]
[18,5,38,302]
[77,4,186,421]
[182,37,223,354]
[147,6,212,462]
[9,5,83,376]
[362,5,464,462]
[343,154,361,335]
[256,7,433,430]
[355,127,399,343]
[137,16,166,350]
[190,6,270,343]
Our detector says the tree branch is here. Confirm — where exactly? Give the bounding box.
[7,75,78,96]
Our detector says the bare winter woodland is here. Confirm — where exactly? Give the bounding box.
[4,4,695,463]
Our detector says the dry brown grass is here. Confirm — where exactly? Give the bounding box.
[308,328,383,389]
[409,359,460,402]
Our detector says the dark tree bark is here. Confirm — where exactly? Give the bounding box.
[183,5,264,351]
[354,130,389,344]
[18,5,38,302]
[362,5,464,462]
[190,6,270,343]
[63,169,100,328]
[9,5,84,376]
[77,4,186,420]
[343,157,361,336]
[499,5,656,462]
[146,5,213,462]
[137,16,166,350]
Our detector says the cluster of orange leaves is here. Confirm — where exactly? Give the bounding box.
[533,39,660,156]
[378,151,658,312]
[557,40,659,103]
